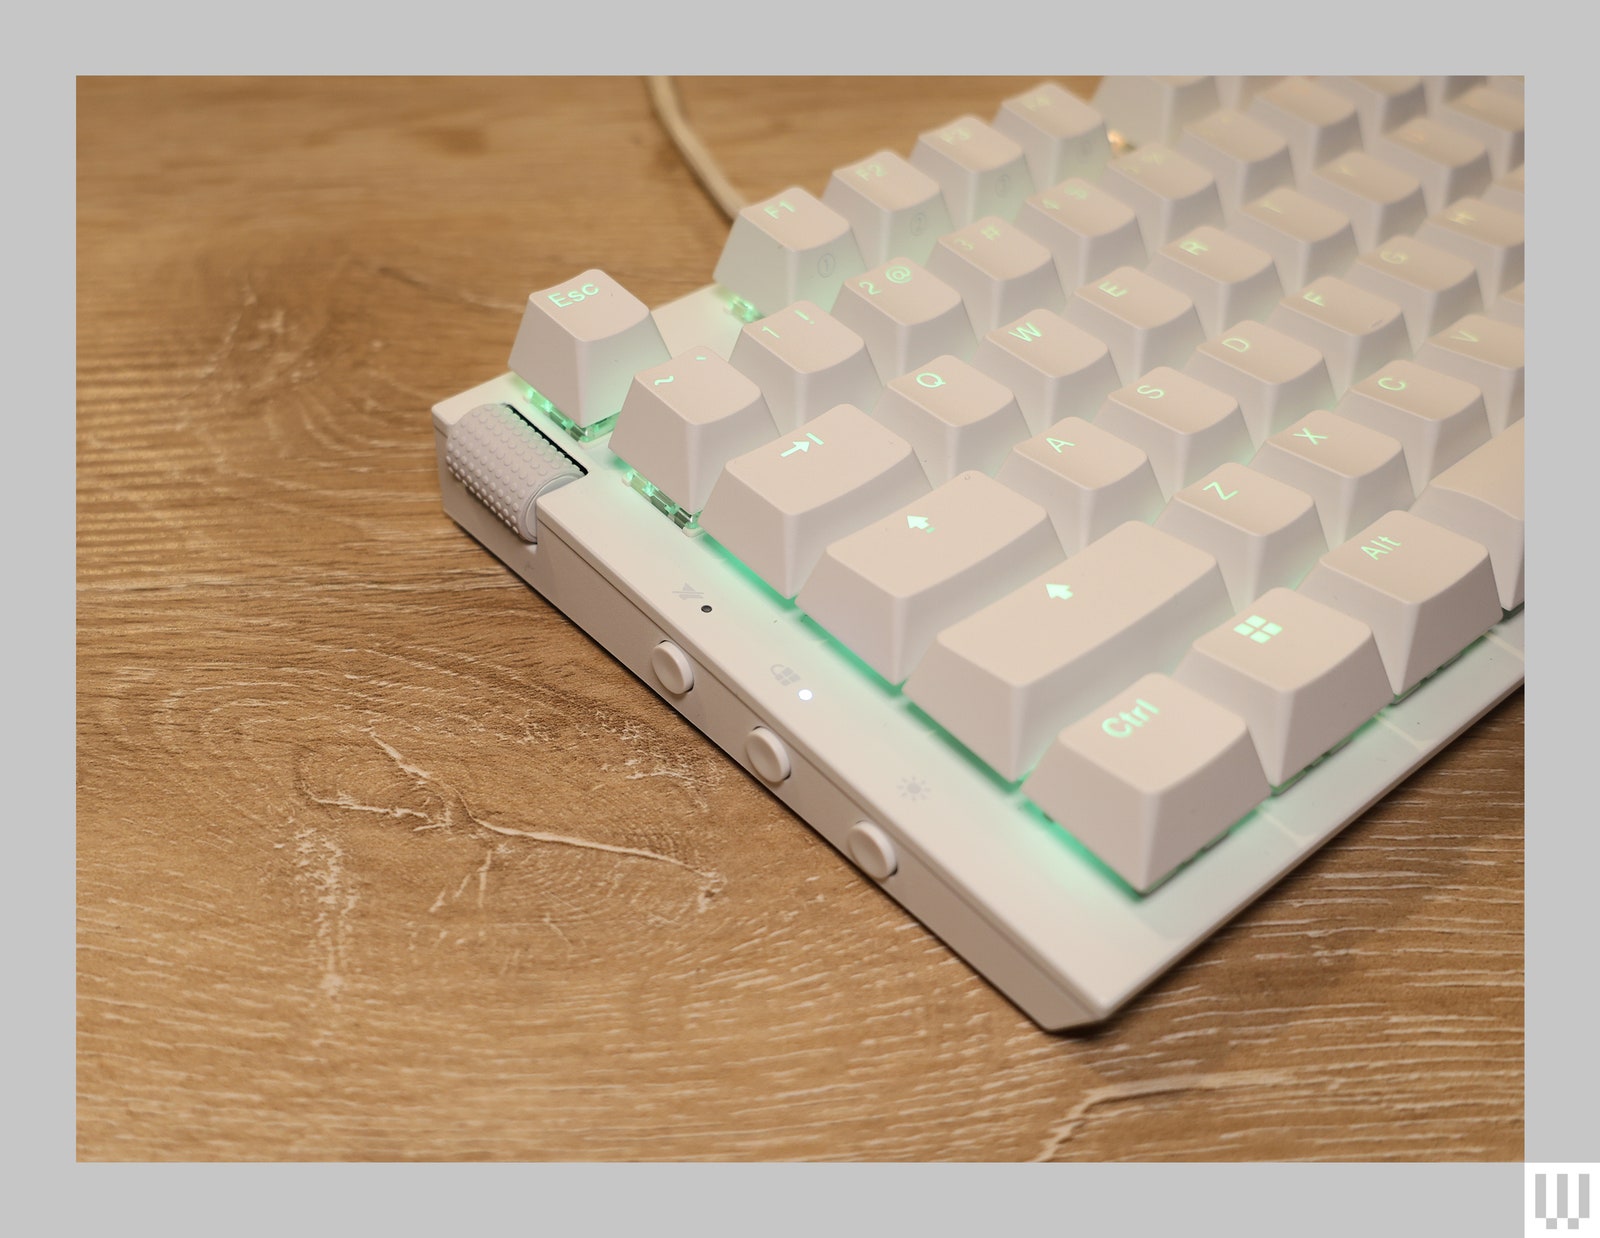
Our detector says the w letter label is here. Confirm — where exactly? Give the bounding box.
[1528,1166,1596,1234]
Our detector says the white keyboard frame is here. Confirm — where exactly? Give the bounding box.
[433,285,1524,1031]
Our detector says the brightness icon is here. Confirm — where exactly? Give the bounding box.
[899,775,930,802]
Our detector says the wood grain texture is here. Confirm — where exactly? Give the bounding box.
[77,76,1523,1162]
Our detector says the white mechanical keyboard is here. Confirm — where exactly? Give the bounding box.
[432,76,1524,1030]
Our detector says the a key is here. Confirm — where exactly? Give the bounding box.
[728,301,881,433]
[1268,276,1409,394]
[713,187,867,316]
[1023,672,1269,892]
[1484,165,1524,214]
[830,258,977,382]
[1438,85,1524,177]
[971,310,1121,433]
[1092,367,1254,499]
[1175,588,1394,787]
[995,416,1165,554]
[1092,76,1221,146]
[1145,225,1283,337]
[1247,78,1362,182]
[1155,462,1327,608]
[869,356,1030,484]
[1489,282,1524,327]
[823,151,955,268]
[1335,361,1492,493]
[1408,421,1525,610]
[903,520,1232,781]
[1318,77,1426,144]
[1231,187,1358,293]
[1013,178,1147,291]
[1368,117,1492,214]
[797,471,1062,684]
[1414,313,1524,435]
[608,349,778,515]
[1298,509,1502,695]
[507,269,670,431]
[926,215,1063,335]
[910,116,1034,225]
[1250,409,1415,546]
[993,83,1112,188]
[1183,319,1337,445]
[1063,266,1205,383]
[1416,197,1524,304]
[1214,76,1284,111]
[1304,151,1427,252]
[1420,76,1486,111]
[1098,144,1225,249]
[1176,109,1295,220]
[698,403,928,598]
[1343,234,1484,350]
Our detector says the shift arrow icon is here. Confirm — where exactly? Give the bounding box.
[906,515,933,531]
[1045,583,1073,599]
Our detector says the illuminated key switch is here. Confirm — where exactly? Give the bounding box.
[1023,672,1269,892]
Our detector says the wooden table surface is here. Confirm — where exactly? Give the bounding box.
[76,77,1523,1162]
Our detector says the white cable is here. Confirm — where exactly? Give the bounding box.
[646,76,747,222]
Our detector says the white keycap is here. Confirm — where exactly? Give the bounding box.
[971,310,1121,433]
[1420,76,1486,111]
[1369,117,1492,214]
[1023,672,1269,892]
[1215,77,1284,111]
[830,258,977,382]
[798,471,1062,684]
[608,349,778,515]
[507,269,670,430]
[1408,421,1525,610]
[1438,85,1525,176]
[1155,462,1327,608]
[926,215,1063,335]
[1092,76,1221,146]
[996,416,1165,553]
[1063,266,1205,383]
[1298,509,1502,695]
[1013,178,1147,291]
[1098,144,1225,249]
[1176,588,1393,787]
[1336,361,1492,493]
[1092,367,1254,499]
[1414,313,1524,434]
[1232,187,1358,293]
[870,356,1030,484]
[1489,282,1524,327]
[699,404,928,598]
[1247,78,1362,182]
[1304,151,1427,252]
[1183,320,1337,445]
[1318,76,1426,144]
[1268,276,1410,394]
[993,83,1112,188]
[823,151,955,267]
[1176,109,1295,220]
[1484,165,1525,214]
[1416,197,1525,304]
[1145,226,1283,337]
[713,187,867,315]
[728,301,881,433]
[1344,234,1484,350]
[911,116,1035,225]
[1250,409,1415,546]
[904,520,1232,781]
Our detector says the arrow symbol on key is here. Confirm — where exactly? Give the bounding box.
[1045,583,1073,600]
[781,440,812,456]
[906,515,933,532]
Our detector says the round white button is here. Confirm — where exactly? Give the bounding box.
[744,727,791,783]
[649,641,695,695]
[847,822,898,880]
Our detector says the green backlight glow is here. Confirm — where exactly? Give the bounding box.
[620,466,699,532]
[724,292,763,323]
[522,383,617,443]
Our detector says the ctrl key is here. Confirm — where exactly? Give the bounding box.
[1023,673,1269,893]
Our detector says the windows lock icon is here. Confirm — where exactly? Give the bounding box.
[1234,615,1283,644]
